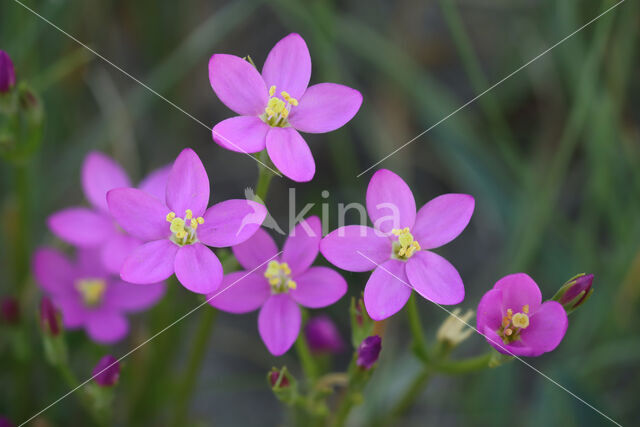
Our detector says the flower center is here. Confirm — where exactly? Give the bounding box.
[75,278,107,307]
[498,305,530,344]
[260,85,298,127]
[166,209,204,246]
[264,260,297,294]
[391,228,421,260]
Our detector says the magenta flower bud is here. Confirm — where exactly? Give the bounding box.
[0,416,15,427]
[0,297,20,325]
[357,335,382,369]
[553,273,594,313]
[304,315,344,354]
[0,50,16,93]
[39,297,60,336]
[93,355,120,387]
[269,368,290,388]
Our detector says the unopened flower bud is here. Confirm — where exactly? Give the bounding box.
[0,51,16,93]
[357,335,382,369]
[268,368,290,389]
[437,308,474,348]
[305,315,344,354]
[93,355,120,387]
[350,297,374,348]
[552,273,594,314]
[0,296,20,325]
[39,297,60,336]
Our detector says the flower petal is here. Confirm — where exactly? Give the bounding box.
[476,288,504,332]
[174,243,222,294]
[320,225,390,272]
[363,259,412,320]
[100,233,141,274]
[289,83,362,134]
[212,116,269,154]
[86,310,129,344]
[232,228,279,271]
[282,216,321,275]
[103,280,166,313]
[266,128,315,182]
[107,188,170,241]
[166,148,210,217]
[290,267,347,308]
[520,301,568,356]
[261,33,311,100]
[121,240,178,284]
[209,53,268,116]
[405,251,464,305]
[33,248,75,295]
[138,164,171,201]
[366,169,416,233]
[198,199,267,248]
[82,151,131,212]
[493,273,542,314]
[481,326,533,357]
[47,208,114,247]
[54,296,88,328]
[258,294,301,356]
[412,194,475,249]
[207,271,270,313]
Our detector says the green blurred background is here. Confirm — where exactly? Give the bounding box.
[1,0,639,425]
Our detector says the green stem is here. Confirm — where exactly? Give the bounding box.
[383,368,432,426]
[56,363,107,426]
[435,352,493,375]
[170,307,218,427]
[295,332,319,383]
[255,151,275,202]
[406,294,429,362]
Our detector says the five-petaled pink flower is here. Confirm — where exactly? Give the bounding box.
[477,273,568,357]
[209,33,363,182]
[320,169,474,320]
[209,217,347,356]
[107,148,267,294]
[48,151,170,274]
[33,248,165,344]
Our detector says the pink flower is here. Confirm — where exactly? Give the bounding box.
[47,151,170,274]
[477,273,568,357]
[320,169,474,320]
[209,217,347,356]
[107,148,267,294]
[33,248,165,344]
[209,33,363,182]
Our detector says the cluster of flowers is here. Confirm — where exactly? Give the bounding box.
[32,34,579,359]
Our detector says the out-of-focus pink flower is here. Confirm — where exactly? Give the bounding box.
[0,416,15,427]
[107,148,267,295]
[357,335,382,369]
[477,273,568,357]
[0,296,20,325]
[210,217,347,356]
[93,355,120,387]
[321,169,474,320]
[304,315,344,354]
[0,50,16,93]
[47,151,170,274]
[209,34,362,182]
[33,248,165,344]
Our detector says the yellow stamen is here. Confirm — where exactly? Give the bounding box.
[185,209,193,220]
[170,218,185,233]
[289,98,298,106]
[166,212,176,222]
[506,308,513,318]
[504,328,513,336]
[197,217,205,224]
[392,228,421,259]
[190,218,198,229]
[280,90,290,100]
[511,313,529,329]
[75,279,107,306]
[269,85,276,96]
[288,280,297,290]
[522,304,529,314]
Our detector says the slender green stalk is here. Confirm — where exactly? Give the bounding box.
[383,368,432,426]
[170,308,218,427]
[295,332,320,383]
[435,352,493,374]
[406,294,429,362]
[255,151,275,202]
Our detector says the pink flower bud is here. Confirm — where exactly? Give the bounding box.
[93,355,120,387]
[304,315,344,354]
[39,297,60,336]
[0,297,20,325]
[357,335,382,369]
[0,51,16,93]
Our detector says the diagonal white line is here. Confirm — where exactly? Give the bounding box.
[356,250,622,426]
[19,251,283,427]
[11,0,283,178]
[356,0,626,177]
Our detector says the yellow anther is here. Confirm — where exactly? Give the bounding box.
[280,90,290,100]
[175,230,187,239]
[288,280,297,290]
[502,317,510,327]
[166,212,176,222]
[269,85,276,96]
[185,209,193,220]
[190,218,198,229]
[265,108,275,116]
[267,97,285,113]
[75,279,107,306]
[512,313,529,329]
[506,308,513,318]
[269,278,280,286]
[522,304,529,314]
[197,217,205,224]
[170,218,185,233]
[281,108,289,119]
[504,328,513,336]
[289,98,298,106]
